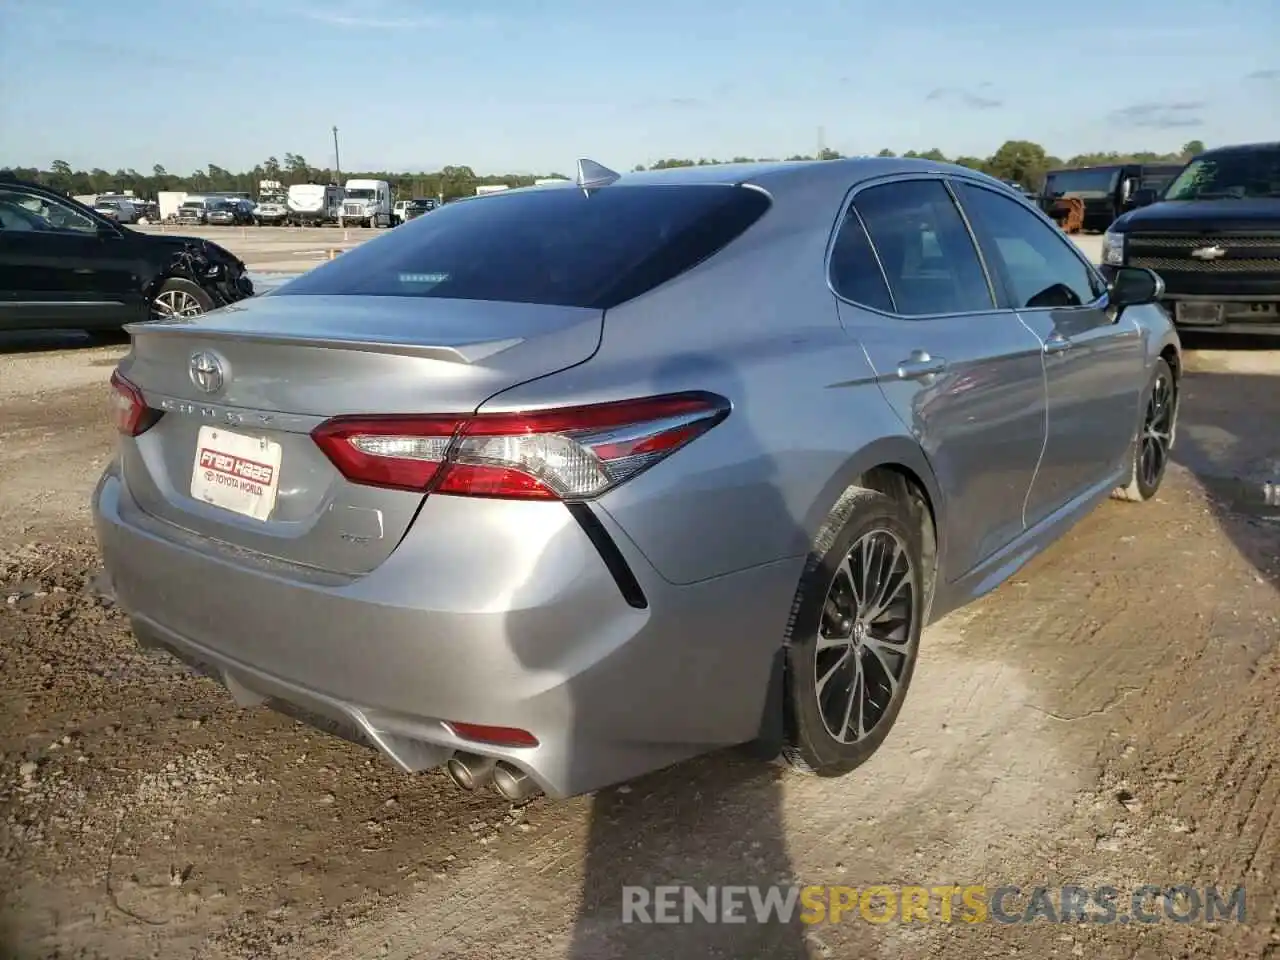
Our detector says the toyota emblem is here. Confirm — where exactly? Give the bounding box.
[189,351,225,394]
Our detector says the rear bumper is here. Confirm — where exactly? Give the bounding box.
[92,466,797,797]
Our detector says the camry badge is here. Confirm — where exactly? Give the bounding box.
[1190,245,1227,261]
[189,351,225,394]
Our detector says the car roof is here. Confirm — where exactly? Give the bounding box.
[1044,165,1124,175]
[1197,141,1280,156]
[521,157,1010,201]
[0,176,55,193]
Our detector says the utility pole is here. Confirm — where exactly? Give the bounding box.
[332,126,342,184]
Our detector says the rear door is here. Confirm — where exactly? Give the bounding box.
[831,176,1048,579]
[951,179,1144,525]
[0,184,140,328]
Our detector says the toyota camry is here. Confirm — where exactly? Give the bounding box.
[93,157,1180,800]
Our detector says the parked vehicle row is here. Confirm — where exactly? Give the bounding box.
[155,183,441,228]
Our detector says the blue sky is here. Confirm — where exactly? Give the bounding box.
[2,0,1277,175]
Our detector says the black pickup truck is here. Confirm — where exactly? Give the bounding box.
[1100,142,1280,336]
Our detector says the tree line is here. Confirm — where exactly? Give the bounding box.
[4,139,1206,202]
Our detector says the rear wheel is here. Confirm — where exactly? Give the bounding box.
[151,278,214,321]
[781,487,924,776]
[1112,357,1176,503]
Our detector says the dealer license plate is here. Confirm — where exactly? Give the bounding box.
[1174,302,1224,325]
[190,425,283,521]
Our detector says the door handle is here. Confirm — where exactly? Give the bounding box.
[1043,333,1072,355]
[896,350,948,380]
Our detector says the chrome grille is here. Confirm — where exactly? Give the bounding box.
[1129,233,1280,250]
[342,203,363,217]
[1130,256,1280,273]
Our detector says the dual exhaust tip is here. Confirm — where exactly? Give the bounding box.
[445,752,541,802]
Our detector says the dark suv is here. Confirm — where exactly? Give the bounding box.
[1101,142,1280,336]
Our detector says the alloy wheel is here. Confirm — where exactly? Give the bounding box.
[1140,371,1175,490]
[152,289,205,320]
[814,529,918,744]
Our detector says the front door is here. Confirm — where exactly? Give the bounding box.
[830,176,1049,579]
[952,179,1145,527]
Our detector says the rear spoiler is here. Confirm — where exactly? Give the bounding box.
[124,321,523,364]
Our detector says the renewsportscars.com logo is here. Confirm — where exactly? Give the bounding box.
[621,884,1247,925]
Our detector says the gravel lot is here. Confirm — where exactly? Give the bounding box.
[2,229,1278,960]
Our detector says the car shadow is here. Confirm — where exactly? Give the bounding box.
[1170,334,1280,590]
[501,352,816,959]
[0,328,128,355]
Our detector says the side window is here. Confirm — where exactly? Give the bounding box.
[828,207,894,312]
[0,186,97,235]
[852,180,994,316]
[954,182,1103,310]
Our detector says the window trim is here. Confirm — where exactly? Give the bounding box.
[828,203,898,314]
[948,176,1111,315]
[824,172,1003,320]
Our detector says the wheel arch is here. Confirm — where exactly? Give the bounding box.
[804,436,945,619]
[1159,342,1181,383]
[1156,341,1181,447]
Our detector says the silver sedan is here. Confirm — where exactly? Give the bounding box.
[93,157,1180,800]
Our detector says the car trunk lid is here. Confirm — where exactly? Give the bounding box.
[117,294,602,575]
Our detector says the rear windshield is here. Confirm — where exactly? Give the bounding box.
[274,183,771,309]
[1043,168,1120,195]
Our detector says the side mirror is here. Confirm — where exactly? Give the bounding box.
[97,222,121,239]
[1130,188,1158,208]
[1108,266,1164,308]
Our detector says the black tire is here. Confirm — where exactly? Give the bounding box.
[1112,357,1177,503]
[781,486,925,777]
[150,277,215,321]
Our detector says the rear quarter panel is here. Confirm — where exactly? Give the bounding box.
[479,179,935,585]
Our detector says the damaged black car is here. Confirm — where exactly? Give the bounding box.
[0,175,254,334]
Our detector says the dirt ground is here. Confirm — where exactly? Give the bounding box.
[1,242,1277,958]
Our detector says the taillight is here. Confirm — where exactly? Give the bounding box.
[109,371,160,437]
[311,392,730,500]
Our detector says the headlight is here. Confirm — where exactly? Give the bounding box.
[1101,230,1125,266]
